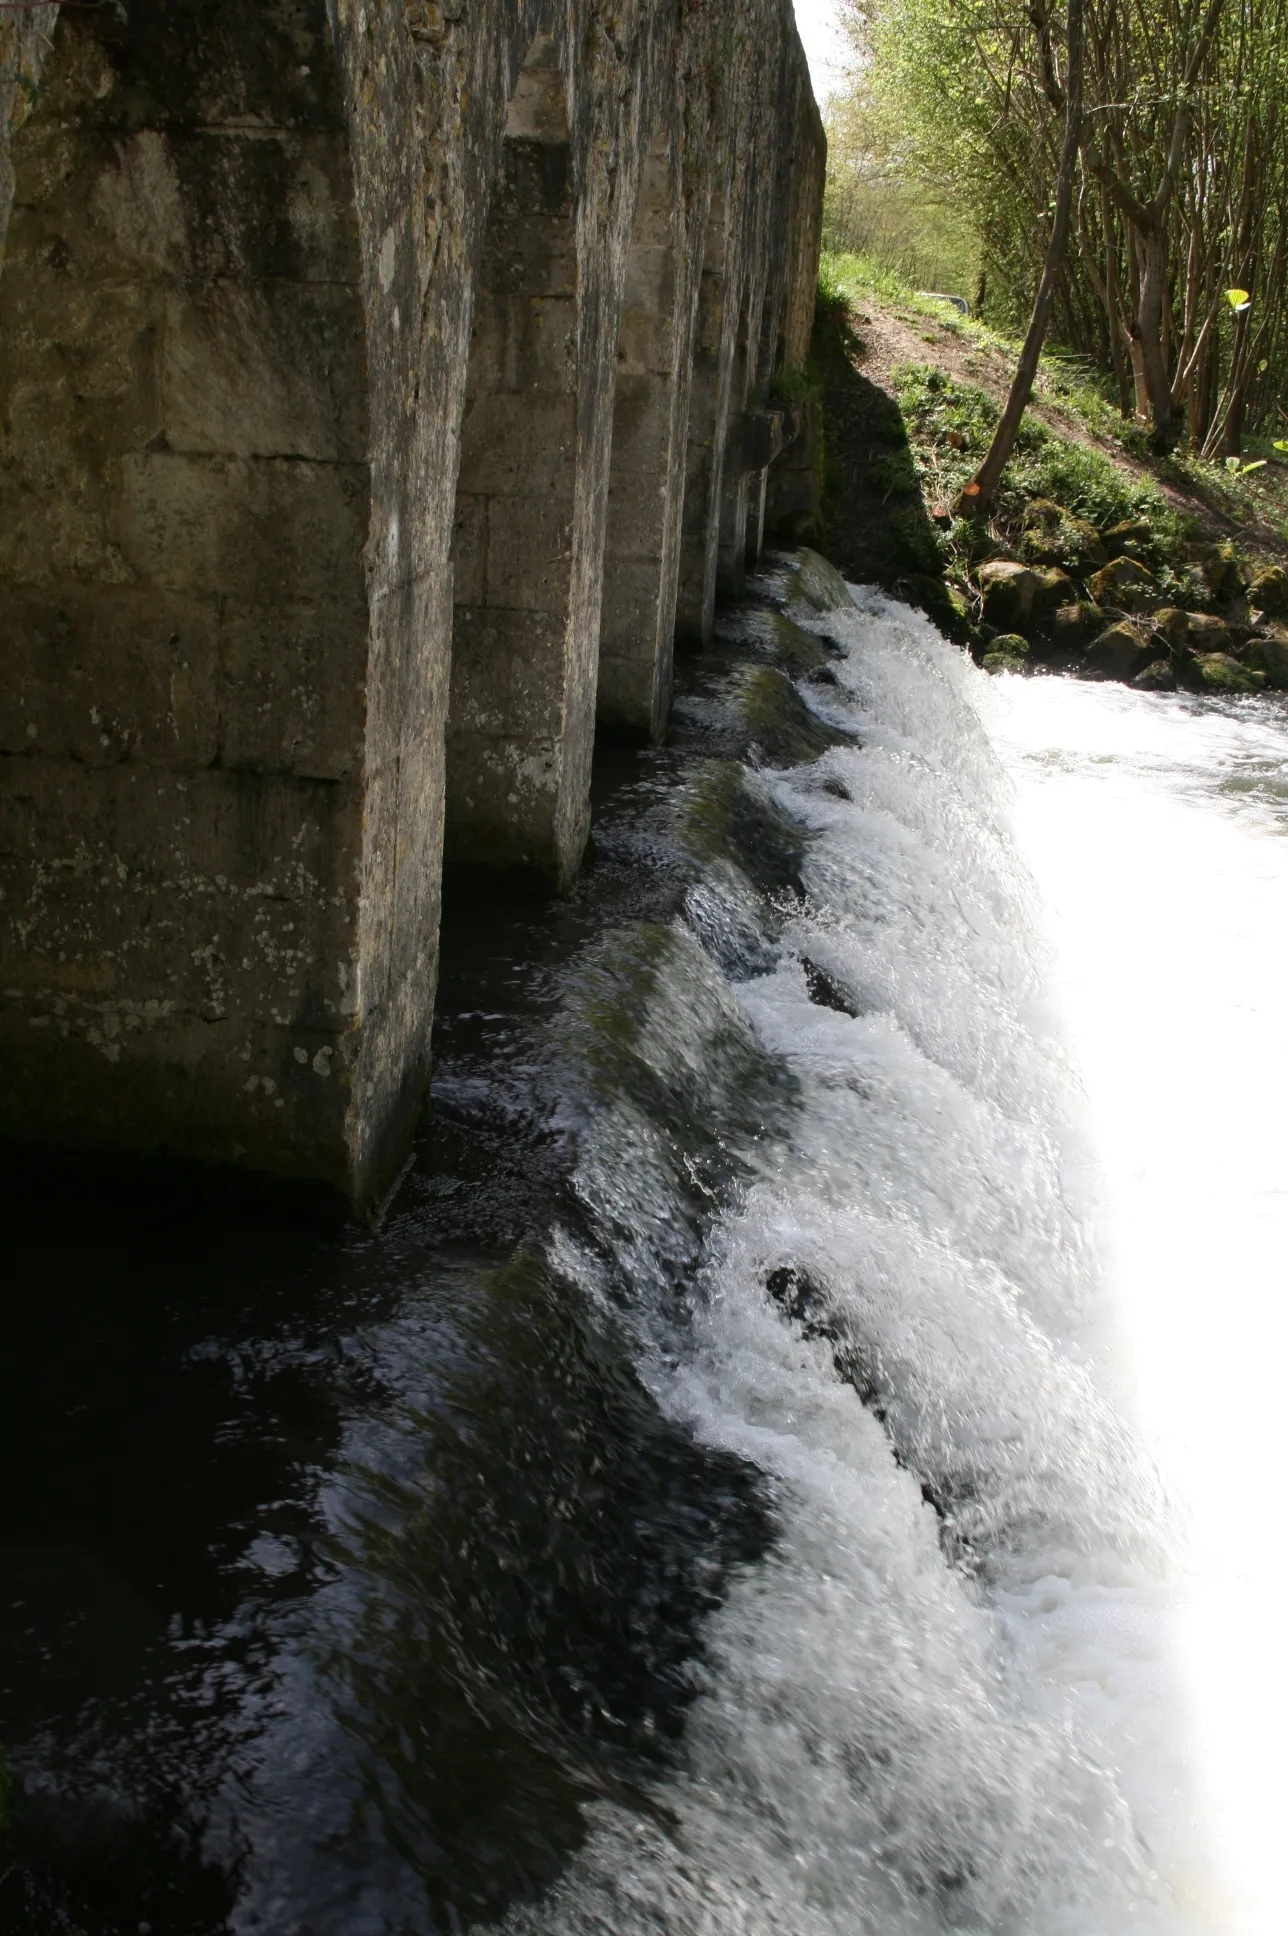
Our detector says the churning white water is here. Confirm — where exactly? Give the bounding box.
[987,671,1288,1936]
[504,583,1288,1935]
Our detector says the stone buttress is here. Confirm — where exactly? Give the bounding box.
[0,0,824,1204]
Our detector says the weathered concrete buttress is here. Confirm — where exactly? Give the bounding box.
[0,0,825,1204]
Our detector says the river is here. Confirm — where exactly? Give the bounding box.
[3,563,1285,1934]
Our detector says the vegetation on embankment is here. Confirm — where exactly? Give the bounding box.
[809,254,1288,695]
[825,0,1288,460]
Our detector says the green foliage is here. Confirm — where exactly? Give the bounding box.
[769,365,814,405]
[1007,441,1183,554]
[894,364,1008,455]
[834,0,1288,450]
[886,361,1194,567]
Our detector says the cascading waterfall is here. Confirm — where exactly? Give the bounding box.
[490,574,1193,1936]
[7,557,1284,1935]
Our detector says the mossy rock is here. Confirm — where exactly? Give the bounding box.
[899,573,971,640]
[977,560,1038,630]
[679,764,811,894]
[1241,636,1288,689]
[1170,564,1220,614]
[982,636,1030,675]
[1019,499,1107,573]
[1043,600,1103,650]
[1150,607,1190,651]
[764,611,838,675]
[734,666,854,766]
[721,607,839,675]
[1101,517,1154,559]
[1132,659,1177,692]
[1151,607,1231,654]
[1189,541,1246,602]
[1248,565,1288,618]
[883,507,944,576]
[1195,652,1267,694]
[1080,620,1156,683]
[1088,555,1159,613]
[1185,612,1234,653]
[786,547,853,616]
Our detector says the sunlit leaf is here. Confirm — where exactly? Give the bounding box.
[1226,455,1242,470]
[1239,459,1267,474]
[1274,440,1288,455]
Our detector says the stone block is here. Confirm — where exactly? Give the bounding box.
[622,242,676,317]
[219,603,368,778]
[629,156,676,249]
[616,305,677,377]
[162,281,369,461]
[388,723,446,992]
[444,730,563,867]
[451,490,488,607]
[605,465,671,555]
[455,391,576,497]
[0,999,357,1188]
[597,651,660,731]
[599,555,665,646]
[168,131,362,284]
[484,491,575,612]
[113,450,369,603]
[450,606,569,736]
[0,587,220,764]
[81,127,192,280]
[485,205,576,297]
[470,290,576,394]
[0,762,360,1028]
[610,371,675,473]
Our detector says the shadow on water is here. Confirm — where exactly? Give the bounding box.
[0,616,839,1933]
[324,1249,768,1928]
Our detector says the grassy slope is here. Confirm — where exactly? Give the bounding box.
[813,253,1288,648]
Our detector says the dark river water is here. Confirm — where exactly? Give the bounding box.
[8,555,1275,1935]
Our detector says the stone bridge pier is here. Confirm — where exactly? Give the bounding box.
[0,0,824,1207]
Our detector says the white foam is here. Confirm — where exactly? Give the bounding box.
[509,592,1286,1933]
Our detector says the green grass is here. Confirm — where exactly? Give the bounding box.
[820,251,1288,561]
[886,362,1204,598]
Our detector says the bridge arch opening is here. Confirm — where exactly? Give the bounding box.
[445,31,587,884]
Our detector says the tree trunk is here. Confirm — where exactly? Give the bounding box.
[1137,227,1179,442]
[1102,190,1132,414]
[959,0,1085,511]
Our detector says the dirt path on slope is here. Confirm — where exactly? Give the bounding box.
[845,300,1287,560]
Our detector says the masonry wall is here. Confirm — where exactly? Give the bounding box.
[0,0,825,1205]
